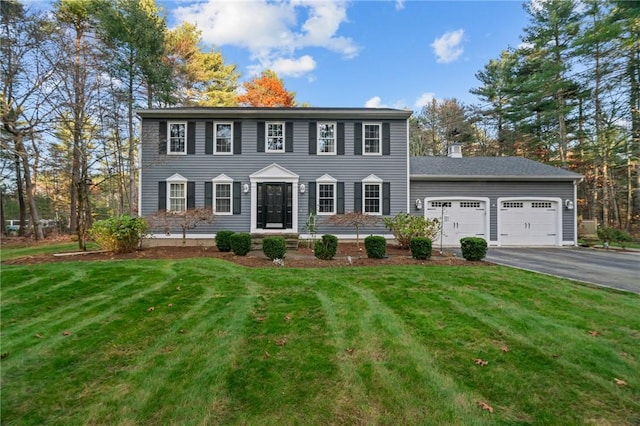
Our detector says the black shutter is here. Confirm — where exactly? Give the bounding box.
[308,182,316,214]
[233,182,241,214]
[354,122,362,155]
[159,121,167,154]
[187,182,195,209]
[285,122,294,152]
[354,182,362,212]
[382,122,391,155]
[337,182,345,214]
[205,122,213,154]
[286,183,293,228]
[382,182,391,215]
[308,122,317,155]
[257,122,265,152]
[233,121,242,154]
[204,182,213,209]
[187,121,196,154]
[158,181,166,211]
[256,183,264,228]
[337,123,345,155]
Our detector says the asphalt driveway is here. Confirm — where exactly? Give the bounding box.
[481,247,640,294]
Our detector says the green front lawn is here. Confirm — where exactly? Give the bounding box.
[1,258,638,425]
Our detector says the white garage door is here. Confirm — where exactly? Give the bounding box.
[425,199,487,246]
[499,200,559,246]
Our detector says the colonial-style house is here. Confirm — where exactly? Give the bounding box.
[137,107,582,246]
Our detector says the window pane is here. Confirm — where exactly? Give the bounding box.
[169,123,186,153]
[364,184,380,213]
[364,124,380,154]
[318,123,335,153]
[318,183,334,213]
[215,183,231,213]
[267,123,284,151]
[216,124,232,153]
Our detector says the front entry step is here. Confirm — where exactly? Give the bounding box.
[251,233,299,250]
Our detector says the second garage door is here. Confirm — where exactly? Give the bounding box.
[425,198,488,246]
[498,199,560,246]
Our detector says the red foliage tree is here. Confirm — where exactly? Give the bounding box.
[237,70,296,107]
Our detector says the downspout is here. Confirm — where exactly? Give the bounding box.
[573,178,581,246]
[406,116,410,214]
[137,117,142,217]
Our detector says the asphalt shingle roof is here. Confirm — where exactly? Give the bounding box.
[410,156,582,181]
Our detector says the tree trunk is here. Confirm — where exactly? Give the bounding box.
[14,153,26,236]
[16,135,43,240]
[128,53,136,216]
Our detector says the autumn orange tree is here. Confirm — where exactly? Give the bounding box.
[237,70,296,107]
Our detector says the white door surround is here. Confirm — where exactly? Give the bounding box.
[249,163,300,234]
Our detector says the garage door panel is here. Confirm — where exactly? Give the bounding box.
[426,199,486,246]
[499,200,559,246]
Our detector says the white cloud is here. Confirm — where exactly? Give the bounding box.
[270,55,317,77]
[431,29,465,64]
[395,0,405,11]
[172,0,359,78]
[414,92,436,108]
[365,96,385,108]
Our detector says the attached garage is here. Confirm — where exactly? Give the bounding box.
[424,198,489,246]
[497,198,562,246]
[409,151,582,247]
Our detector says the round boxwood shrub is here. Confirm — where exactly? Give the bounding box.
[410,236,432,260]
[314,234,338,260]
[364,235,386,259]
[230,232,252,256]
[460,237,488,261]
[215,230,235,252]
[263,236,287,260]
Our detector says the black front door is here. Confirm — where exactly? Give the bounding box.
[265,183,285,228]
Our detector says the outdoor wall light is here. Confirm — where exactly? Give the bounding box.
[565,199,574,210]
[243,183,249,193]
[300,183,306,194]
[415,199,423,210]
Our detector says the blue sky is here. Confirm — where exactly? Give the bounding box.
[163,0,532,110]
[31,0,531,110]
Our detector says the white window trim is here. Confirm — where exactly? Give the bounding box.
[316,174,337,216]
[363,123,382,156]
[166,173,187,212]
[168,121,187,155]
[317,122,337,156]
[214,122,233,155]
[362,174,383,215]
[266,122,285,153]
[212,174,233,215]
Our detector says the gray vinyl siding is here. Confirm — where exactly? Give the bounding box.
[409,180,576,242]
[140,118,408,235]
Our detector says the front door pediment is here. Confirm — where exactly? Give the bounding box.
[250,163,299,182]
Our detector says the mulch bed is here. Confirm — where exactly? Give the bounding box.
[2,238,488,268]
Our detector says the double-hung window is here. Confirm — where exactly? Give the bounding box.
[363,123,381,155]
[364,183,381,214]
[168,122,187,154]
[169,182,186,212]
[215,123,233,154]
[267,122,284,152]
[317,123,336,155]
[212,174,233,215]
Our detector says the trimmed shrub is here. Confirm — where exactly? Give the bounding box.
[230,232,252,256]
[263,236,287,260]
[460,237,488,261]
[410,237,432,260]
[597,227,632,248]
[89,215,148,253]
[364,235,386,259]
[384,212,441,249]
[215,230,235,252]
[314,234,338,260]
